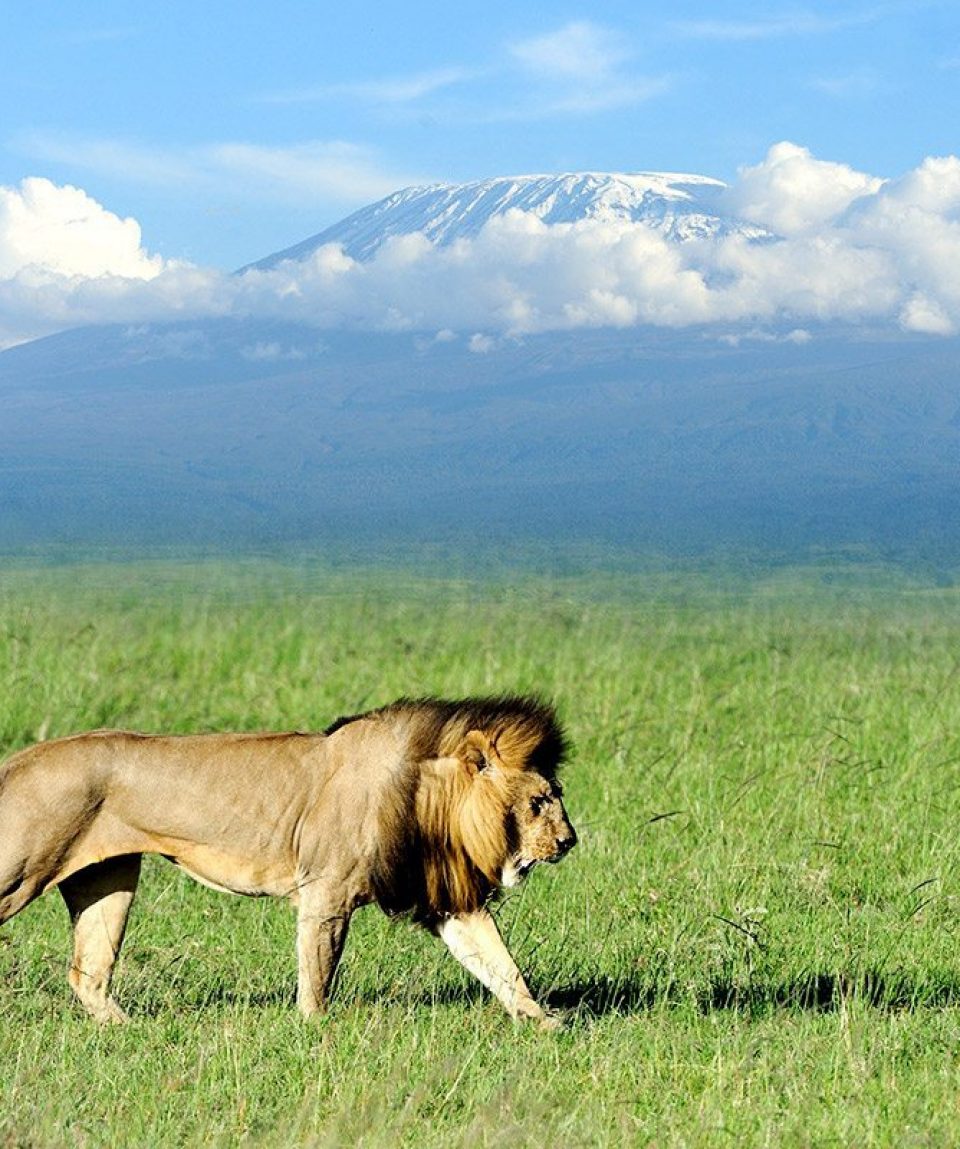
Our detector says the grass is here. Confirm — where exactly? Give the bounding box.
[3,558,960,1146]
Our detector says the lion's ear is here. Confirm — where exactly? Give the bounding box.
[458,730,498,775]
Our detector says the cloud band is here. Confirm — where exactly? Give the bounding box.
[2,143,959,349]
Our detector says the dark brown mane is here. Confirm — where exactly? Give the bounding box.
[324,695,568,924]
[324,694,568,777]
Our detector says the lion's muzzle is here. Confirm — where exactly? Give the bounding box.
[549,823,577,862]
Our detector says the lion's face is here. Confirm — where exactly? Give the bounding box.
[501,773,577,888]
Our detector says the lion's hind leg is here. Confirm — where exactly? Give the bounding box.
[0,828,49,924]
[0,865,44,924]
[59,855,142,1024]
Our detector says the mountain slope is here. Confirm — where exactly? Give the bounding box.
[242,171,770,269]
[1,319,958,562]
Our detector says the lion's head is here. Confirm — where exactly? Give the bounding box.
[449,725,576,891]
[497,768,576,888]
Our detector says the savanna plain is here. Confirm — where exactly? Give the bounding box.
[2,557,960,1148]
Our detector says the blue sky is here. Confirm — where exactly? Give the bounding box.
[4,1,958,268]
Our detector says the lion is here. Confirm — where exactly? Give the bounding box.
[0,695,576,1027]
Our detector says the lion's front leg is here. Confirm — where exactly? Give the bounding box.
[436,907,558,1028]
[295,894,352,1017]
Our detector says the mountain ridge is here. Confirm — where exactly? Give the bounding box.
[241,170,771,270]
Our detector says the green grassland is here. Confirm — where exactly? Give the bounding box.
[3,559,960,1147]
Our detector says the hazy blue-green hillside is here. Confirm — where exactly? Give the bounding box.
[2,322,958,563]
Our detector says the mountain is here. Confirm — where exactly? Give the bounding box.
[242,171,771,269]
[1,169,959,568]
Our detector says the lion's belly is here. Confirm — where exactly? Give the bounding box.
[168,845,296,898]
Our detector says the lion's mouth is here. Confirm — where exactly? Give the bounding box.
[504,852,566,886]
[514,851,564,880]
[500,858,536,887]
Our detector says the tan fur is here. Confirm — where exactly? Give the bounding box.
[0,695,575,1025]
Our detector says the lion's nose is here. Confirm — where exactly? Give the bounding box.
[557,826,577,854]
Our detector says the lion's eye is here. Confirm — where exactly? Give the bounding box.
[530,795,547,816]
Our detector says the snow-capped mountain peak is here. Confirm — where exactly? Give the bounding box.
[242,171,769,270]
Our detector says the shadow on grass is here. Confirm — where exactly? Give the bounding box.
[544,970,960,1018]
[126,969,960,1020]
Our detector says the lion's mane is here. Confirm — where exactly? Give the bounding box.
[324,696,568,923]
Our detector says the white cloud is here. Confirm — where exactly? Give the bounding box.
[879,154,960,215]
[506,21,668,116]
[255,24,663,125]
[722,142,884,235]
[671,11,882,40]
[808,67,881,97]
[510,21,628,81]
[718,328,812,347]
[260,68,475,106]
[468,333,497,354]
[240,340,309,362]
[0,177,163,280]
[60,25,141,45]
[0,260,226,350]
[809,69,881,98]
[0,181,229,347]
[5,145,960,348]
[16,133,422,208]
[15,134,199,188]
[899,294,955,335]
[208,141,417,205]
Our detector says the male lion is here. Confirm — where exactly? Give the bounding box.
[0,695,576,1026]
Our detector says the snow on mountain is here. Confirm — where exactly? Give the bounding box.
[242,171,771,270]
